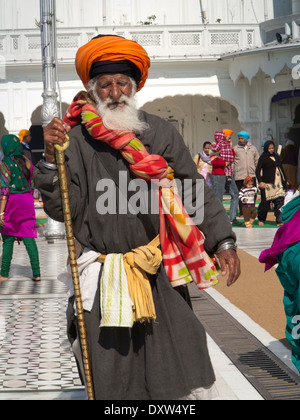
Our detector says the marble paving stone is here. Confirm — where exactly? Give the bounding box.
[233,227,277,258]
[0,237,83,396]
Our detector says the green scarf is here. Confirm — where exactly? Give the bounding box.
[0,134,31,194]
[281,194,300,223]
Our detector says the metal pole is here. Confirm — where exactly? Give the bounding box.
[39,0,95,400]
[198,0,205,24]
[40,0,59,125]
[40,0,65,240]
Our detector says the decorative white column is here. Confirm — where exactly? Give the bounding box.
[40,0,65,241]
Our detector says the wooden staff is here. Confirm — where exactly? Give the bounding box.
[55,137,95,401]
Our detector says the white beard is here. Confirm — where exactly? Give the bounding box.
[97,96,148,134]
[89,82,149,134]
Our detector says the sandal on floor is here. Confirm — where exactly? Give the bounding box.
[32,276,41,282]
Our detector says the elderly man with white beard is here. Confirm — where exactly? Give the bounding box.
[34,34,240,400]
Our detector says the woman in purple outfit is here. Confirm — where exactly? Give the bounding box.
[0,134,40,282]
[193,141,213,189]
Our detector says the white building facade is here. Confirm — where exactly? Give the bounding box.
[0,0,300,158]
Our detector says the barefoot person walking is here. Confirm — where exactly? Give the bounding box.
[34,34,240,400]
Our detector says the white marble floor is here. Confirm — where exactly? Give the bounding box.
[234,226,278,259]
[0,236,84,399]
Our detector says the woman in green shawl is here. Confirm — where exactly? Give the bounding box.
[260,194,300,372]
[0,134,41,282]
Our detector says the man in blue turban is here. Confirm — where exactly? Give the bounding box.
[234,131,260,217]
[237,131,250,141]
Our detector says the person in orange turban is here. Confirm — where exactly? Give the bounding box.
[223,129,234,138]
[18,129,33,162]
[36,32,240,401]
[75,35,150,91]
[18,129,31,143]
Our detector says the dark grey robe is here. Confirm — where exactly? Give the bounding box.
[34,111,235,400]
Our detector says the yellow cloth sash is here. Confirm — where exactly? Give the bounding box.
[97,235,161,323]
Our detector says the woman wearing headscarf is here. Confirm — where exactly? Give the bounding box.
[256,140,288,226]
[259,194,300,372]
[280,140,298,192]
[193,141,213,189]
[0,134,41,282]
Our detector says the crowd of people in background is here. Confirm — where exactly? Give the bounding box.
[194,129,299,228]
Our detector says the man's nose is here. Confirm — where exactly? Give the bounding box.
[110,83,122,100]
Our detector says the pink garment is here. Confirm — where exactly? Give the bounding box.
[259,208,300,271]
[1,166,37,238]
[200,163,213,189]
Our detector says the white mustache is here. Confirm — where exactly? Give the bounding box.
[103,95,130,110]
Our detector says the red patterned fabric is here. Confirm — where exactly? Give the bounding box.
[63,91,218,289]
[211,132,235,177]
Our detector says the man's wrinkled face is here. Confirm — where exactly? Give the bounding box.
[88,73,149,133]
[95,74,133,110]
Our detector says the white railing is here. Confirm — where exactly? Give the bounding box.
[0,24,262,65]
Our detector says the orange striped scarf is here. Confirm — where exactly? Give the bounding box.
[64,91,218,289]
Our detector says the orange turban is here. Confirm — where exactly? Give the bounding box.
[18,130,31,142]
[223,129,234,137]
[75,35,150,92]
